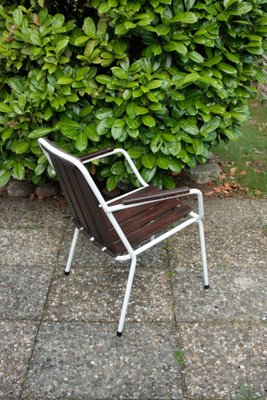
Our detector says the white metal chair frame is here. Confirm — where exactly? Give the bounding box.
[39,138,209,336]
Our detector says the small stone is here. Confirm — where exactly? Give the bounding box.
[35,183,59,198]
[0,184,7,196]
[188,163,222,184]
[7,181,34,198]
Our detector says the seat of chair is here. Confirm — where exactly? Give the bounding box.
[107,185,192,255]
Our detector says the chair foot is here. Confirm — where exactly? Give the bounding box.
[117,331,122,337]
[204,285,209,289]
[64,271,70,276]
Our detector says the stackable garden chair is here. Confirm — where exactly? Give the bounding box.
[38,138,209,336]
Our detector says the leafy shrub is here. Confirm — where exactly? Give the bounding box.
[0,0,266,190]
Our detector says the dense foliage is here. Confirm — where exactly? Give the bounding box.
[0,0,266,189]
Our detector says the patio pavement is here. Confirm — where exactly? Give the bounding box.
[0,193,266,399]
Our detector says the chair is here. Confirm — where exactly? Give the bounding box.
[38,138,209,336]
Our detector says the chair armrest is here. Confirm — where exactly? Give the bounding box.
[80,147,114,163]
[122,186,190,205]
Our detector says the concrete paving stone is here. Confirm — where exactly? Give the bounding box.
[250,198,267,223]
[22,322,184,400]
[0,265,53,320]
[59,230,168,270]
[0,228,63,267]
[171,264,266,323]
[180,321,267,399]
[0,321,39,400]
[203,197,261,229]
[168,224,266,270]
[44,265,174,323]
[0,197,70,229]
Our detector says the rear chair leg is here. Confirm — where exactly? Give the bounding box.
[65,228,80,275]
[197,220,209,289]
[117,255,137,337]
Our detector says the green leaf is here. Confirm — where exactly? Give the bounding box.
[83,17,97,38]
[180,118,199,135]
[134,104,149,115]
[111,125,124,139]
[157,155,169,169]
[95,75,112,85]
[164,41,187,55]
[141,166,157,183]
[13,141,30,154]
[150,135,163,153]
[209,105,225,114]
[28,127,55,139]
[58,117,80,138]
[13,161,25,180]
[147,80,163,90]
[172,12,198,24]
[141,153,156,168]
[217,63,237,75]
[0,103,12,113]
[188,51,204,63]
[111,161,124,175]
[83,124,99,141]
[142,115,156,127]
[168,158,182,172]
[75,36,89,46]
[13,9,23,26]
[106,175,121,191]
[56,38,69,53]
[75,131,88,151]
[57,77,73,85]
[0,170,11,187]
[96,108,113,120]
[35,163,47,176]
[162,174,175,189]
[113,39,127,55]
[79,104,93,117]
[52,14,65,29]
[128,147,144,158]
[111,67,128,79]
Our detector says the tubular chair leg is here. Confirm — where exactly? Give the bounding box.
[117,255,137,337]
[65,228,80,275]
[197,220,209,289]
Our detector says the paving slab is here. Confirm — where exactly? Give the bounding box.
[180,321,267,399]
[44,265,174,323]
[0,228,63,267]
[168,224,267,270]
[203,197,263,229]
[0,265,53,320]
[0,197,69,229]
[21,322,184,400]
[0,321,39,400]
[171,264,267,323]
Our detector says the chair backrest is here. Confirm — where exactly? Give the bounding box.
[38,138,120,256]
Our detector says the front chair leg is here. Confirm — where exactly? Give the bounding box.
[117,255,137,337]
[65,228,80,275]
[197,220,209,289]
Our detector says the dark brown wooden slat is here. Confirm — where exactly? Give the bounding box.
[122,186,190,204]
[116,199,182,234]
[127,204,191,247]
[111,203,192,254]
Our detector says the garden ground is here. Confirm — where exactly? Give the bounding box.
[0,190,266,399]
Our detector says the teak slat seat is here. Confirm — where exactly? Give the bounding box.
[38,138,209,336]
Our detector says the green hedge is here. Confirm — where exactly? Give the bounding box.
[0,0,266,190]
